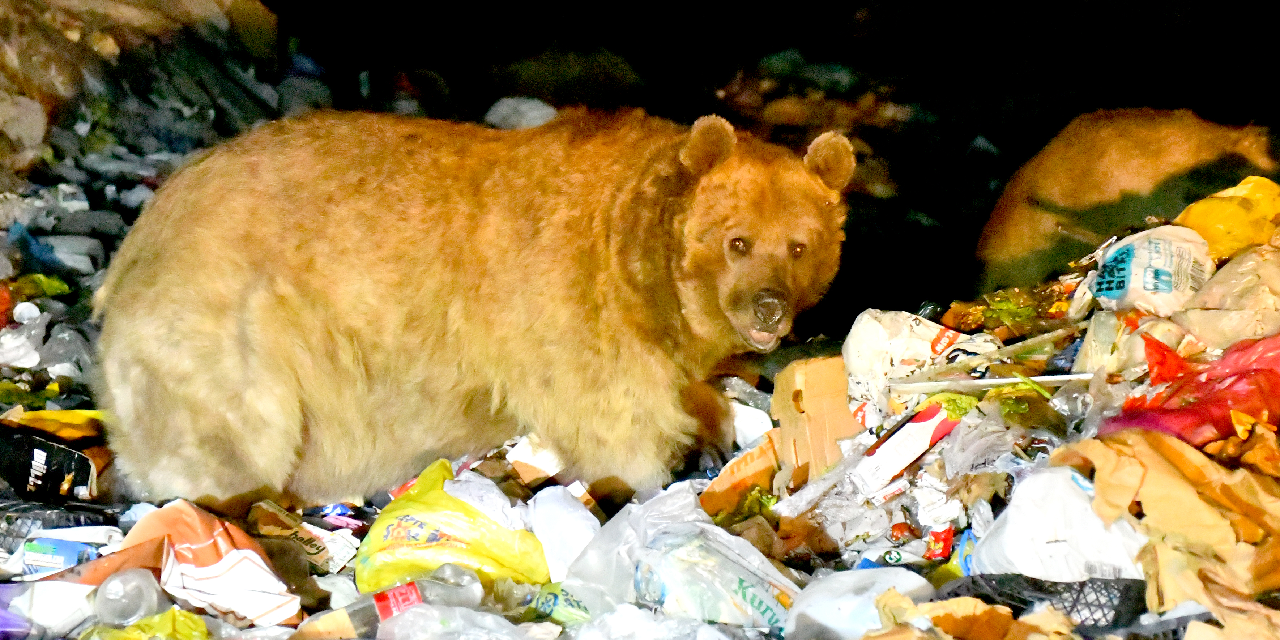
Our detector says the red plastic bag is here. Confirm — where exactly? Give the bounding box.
[1102,332,1280,445]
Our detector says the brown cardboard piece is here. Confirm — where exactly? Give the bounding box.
[770,356,864,486]
[699,428,781,518]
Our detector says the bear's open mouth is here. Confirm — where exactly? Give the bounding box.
[744,328,781,352]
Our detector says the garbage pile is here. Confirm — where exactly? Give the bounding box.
[8,8,1280,636]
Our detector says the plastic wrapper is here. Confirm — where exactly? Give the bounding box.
[842,310,1000,430]
[1105,368,1280,446]
[1173,176,1280,262]
[0,417,107,501]
[0,524,121,580]
[634,521,799,627]
[1,581,96,638]
[563,481,792,625]
[1172,230,1280,349]
[939,400,1023,478]
[0,306,48,369]
[730,402,774,450]
[248,500,357,575]
[532,583,593,626]
[372,602,530,640]
[1088,225,1215,317]
[116,499,300,627]
[355,459,549,593]
[0,499,111,555]
[970,467,1146,582]
[442,470,530,532]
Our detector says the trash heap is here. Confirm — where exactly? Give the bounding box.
[7,11,1280,635]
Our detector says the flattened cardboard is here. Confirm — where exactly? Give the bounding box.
[771,356,863,485]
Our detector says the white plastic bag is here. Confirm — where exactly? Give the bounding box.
[568,604,730,640]
[783,568,935,640]
[529,486,600,583]
[970,467,1146,581]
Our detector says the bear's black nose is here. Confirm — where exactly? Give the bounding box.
[753,291,785,327]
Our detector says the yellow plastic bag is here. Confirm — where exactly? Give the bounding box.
[354,459,549,593]
[1174,175,1280,261]
[78,608,208,640]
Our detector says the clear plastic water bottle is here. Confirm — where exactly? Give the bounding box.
[93,568,169,627]
[293,564,485,639]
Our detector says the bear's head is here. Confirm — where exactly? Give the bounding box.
[676,116,854,355]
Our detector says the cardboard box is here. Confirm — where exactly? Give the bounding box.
[771,356,864,485]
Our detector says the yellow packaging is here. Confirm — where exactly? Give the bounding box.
[78,608,208,640]
[354,459,549,593]
[1174,176,1280,261]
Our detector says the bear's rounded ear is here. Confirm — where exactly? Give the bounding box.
[680,115,736,177]
[804,131,856,192]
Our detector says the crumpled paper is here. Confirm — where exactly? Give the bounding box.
[842,310,999,429]
[873,587,1078,640]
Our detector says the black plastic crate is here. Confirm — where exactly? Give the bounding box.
[0,500,114,554]
[936,574,1147,634]
[1118,612,1218,640]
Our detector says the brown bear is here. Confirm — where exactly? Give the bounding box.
[977,108,1277,291]
[92,107,854,508]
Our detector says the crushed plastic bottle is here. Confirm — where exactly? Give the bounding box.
[94,568,169,628]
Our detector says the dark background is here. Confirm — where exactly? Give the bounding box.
[262,2,1280,341]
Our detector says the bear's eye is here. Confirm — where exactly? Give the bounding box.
[729,237,751,255]
[791,243,806,259]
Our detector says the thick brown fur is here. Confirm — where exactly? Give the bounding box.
[977,108,1277,290]
[92,108,853,505]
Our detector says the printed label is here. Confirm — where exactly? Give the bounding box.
[373,583,423,619]
[1093,245,1134,298]
[1143,267,1172,293]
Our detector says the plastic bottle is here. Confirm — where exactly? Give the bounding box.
[293,564,485,640]
[93,568,169,627]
